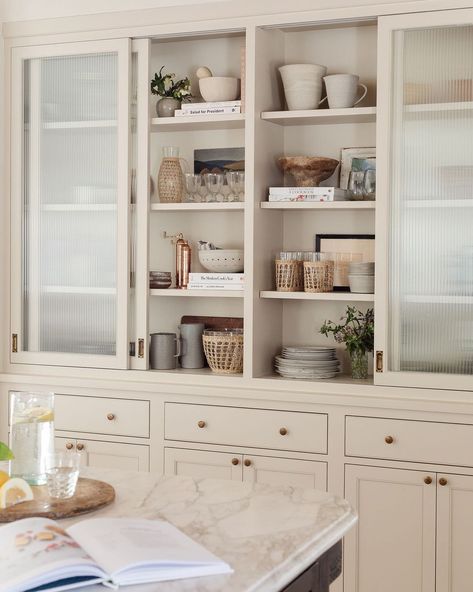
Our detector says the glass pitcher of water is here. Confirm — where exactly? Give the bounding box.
[9,391,55,485]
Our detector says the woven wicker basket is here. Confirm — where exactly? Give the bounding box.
[203,330,243,374]
[275,260,303,292]
[303,260,335,292]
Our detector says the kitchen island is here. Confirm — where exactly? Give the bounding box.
[61,468,356,592]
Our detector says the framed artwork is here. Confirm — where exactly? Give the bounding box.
[340,147,376,189]
[315,233,375,291]
[194,147,245,175]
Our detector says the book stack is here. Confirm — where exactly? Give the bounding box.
[268,187,348,202]
[188,273,244,290]
[175,100,241,117]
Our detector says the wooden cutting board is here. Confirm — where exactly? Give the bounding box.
[0,478,115,522]
[181,315,243,330]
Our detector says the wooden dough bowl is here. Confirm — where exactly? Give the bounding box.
[278,156,339,187]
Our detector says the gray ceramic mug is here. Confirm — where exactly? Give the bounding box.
[179,323,205,369]
[149,333,181,370]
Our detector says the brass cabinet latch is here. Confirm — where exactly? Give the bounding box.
[11,333,18,353]
[129,342,135,357]
[376,351,384,372]
[138,338,145,359]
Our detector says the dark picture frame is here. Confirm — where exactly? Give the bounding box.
[315,233,375,291]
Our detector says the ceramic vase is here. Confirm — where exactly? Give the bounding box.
[350,350,369,379]
[156,97,181,117]
[279,64,327,111]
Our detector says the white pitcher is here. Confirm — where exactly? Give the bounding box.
[279,64,327,110]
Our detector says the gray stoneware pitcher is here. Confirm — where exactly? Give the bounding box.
[179,323,205,369]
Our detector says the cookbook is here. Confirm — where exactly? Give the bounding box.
[1,517,232,592]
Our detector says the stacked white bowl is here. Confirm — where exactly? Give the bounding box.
[348,262,375,293]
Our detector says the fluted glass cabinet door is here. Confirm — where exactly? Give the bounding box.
[10,40,130,368]
[376,9,473,389]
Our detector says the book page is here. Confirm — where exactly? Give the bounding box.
[68,518,232,581]
[0,518,105,592]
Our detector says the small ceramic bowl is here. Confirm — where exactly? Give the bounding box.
[348,274,375,294]
[199,77,240,102]
[199,249,244,273]
[149,271,172,289]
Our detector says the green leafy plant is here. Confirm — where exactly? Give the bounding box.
[0,441,14,462]
[150,66,192,101]
[320,306,374,356]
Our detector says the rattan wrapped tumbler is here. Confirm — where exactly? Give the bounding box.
[203,329,244,374]
[275,260,303,292]
[303,260,335,292]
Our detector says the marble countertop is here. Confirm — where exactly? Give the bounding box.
[65,468,357,592]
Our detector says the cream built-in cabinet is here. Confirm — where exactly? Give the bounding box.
[4,4,473,592]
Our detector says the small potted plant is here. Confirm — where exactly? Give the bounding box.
[150,66,192,117]
[320,306,374,379]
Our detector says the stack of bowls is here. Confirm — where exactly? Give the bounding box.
[348,262,375,293]
[149,271,172,289]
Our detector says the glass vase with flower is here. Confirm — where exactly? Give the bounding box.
[320,306,374,379]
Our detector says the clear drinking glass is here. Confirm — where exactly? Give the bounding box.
[205,173,224,202]
[227,171,245,202]
[184,173,201,203]
[347,171,365,201]
[363,169,376,201]
[46,452,81,499]
[10,392,55,485]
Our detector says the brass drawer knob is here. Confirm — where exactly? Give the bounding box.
[424,476,432,485]
[385,435,394,444]
[231,458,240,466]
[279,427,288,436]
[107,413,116,421]
[439,478,448,486]
[65,442,74,450]
[244,459,252,467]
[76,443,85,451]
[197,420,206,428]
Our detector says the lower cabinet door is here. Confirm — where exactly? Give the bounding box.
[436,472,473,592]
[164,448,242,481]
[76,439,149,472]
[242,455,327,490]
[344,464,436,592]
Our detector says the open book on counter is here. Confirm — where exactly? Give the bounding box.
[1,517,233,592]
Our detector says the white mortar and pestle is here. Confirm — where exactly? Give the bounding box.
[196,66,240,102]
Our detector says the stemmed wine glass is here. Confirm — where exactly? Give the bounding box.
[184,173,201,203]
[204,173,224,202]
[226,171,245,202]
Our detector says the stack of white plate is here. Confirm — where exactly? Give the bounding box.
[275,346,340,380]
[348,262,375,294]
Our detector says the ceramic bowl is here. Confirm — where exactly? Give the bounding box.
[348,274,375,294]
[199,249,244,273]
[149,271,172,289]
[199,77,240,102]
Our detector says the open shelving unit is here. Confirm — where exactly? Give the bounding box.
[151,113,245,132]
[260,201,375,210]
[260,291,374,302]
[150,288,244,298]
[150,202,244,211]
[261,106,376,126]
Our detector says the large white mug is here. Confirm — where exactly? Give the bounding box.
[279,64,327,110]
[322,74,368,109]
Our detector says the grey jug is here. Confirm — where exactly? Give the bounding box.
[149,332,181,370]
[179,323,205,369]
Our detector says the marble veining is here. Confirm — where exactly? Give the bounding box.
[62,468,356,592]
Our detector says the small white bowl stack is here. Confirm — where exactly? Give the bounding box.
[348,262,375,294]
[275,346,340,380]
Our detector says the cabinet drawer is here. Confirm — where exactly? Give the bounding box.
[346,415,473,467]
[165,403,327,454]
[55,395,149,438]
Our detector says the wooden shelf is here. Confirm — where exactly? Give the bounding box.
[406,199,473,208]
[151,202,244,212]
[43,286,116,295]
[43,120,117,129]
[151,113,245,132]
[150,288,244,298]
[260,291,374,302]
[404,295,473,305]
[261,106,376,126]
[405,101,473,116]
[42,204,116,212]
[261,201,375,210]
